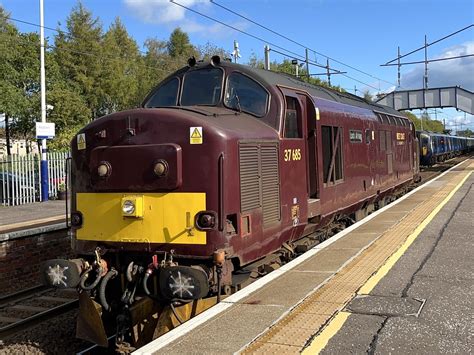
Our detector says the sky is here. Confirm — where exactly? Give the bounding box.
[1,0,473,132]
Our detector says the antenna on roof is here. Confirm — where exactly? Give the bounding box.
[232,40,242,63]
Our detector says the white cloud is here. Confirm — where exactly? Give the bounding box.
[401,41,474,91]
[123,0,209,25]
[123,0,248,37]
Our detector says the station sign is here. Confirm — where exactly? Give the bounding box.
[36,122,56,139]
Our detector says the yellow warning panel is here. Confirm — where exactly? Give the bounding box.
[190,127,203,144]
[76,192,206,244]
[77,133,86,150]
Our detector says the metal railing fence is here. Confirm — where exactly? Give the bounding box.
[0,152,69,206]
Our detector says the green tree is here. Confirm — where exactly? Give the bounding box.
[0,8,43,154]
[402,111,444,133]
[456,128,473,137]
[100,17,140,114]
[54,3,103,118]
[137,37,170,102]
[197,42,230,61]
[362,89,373,102]
[167,28,195,58]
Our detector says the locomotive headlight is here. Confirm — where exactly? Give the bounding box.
[121,195,144,218]
[97,161,111,177]
[122,200,135,215]
[153,160,168,177]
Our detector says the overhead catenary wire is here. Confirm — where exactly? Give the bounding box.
[0,24,173,74]
[171,0,382,92]
[209,0,399,88]
[2,7,386,94]
[381,53,474,67]
[384,24,474,65]
[0,13,151,57]
[169,0,322,68]
[1,12,337,80]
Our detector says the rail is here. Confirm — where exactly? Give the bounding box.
[0,286,78,339]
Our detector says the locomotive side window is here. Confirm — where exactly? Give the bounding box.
[322,125,343,185]
[349,130,362,143]
[181,68,223,106]
[284,97,301,138]
[144,78,179,107]
[224,72,268,117]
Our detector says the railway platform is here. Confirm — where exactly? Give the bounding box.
[135,158,473,354]
[0,200,67,239]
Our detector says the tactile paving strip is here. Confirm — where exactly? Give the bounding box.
[242,161,473,354]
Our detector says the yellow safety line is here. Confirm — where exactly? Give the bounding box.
[358,170,472,295]
[301,312,350,355]
[302,170,472,355]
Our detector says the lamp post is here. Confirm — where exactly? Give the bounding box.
[40,0,48,201]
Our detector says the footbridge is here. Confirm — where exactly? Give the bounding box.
[376,86,474,115]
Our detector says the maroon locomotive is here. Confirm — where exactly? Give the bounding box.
[43,56,419,345]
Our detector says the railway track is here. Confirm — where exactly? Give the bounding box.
[0,285,78,339]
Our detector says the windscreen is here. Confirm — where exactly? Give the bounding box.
[181,68,223,106]
[224,72,268,116]
[144,78,179,108]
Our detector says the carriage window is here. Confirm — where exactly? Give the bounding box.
[322,125,343,185]
[284,96,301,138]
[224,72,268,116]
[349,130,362,143]
[181,68,223,106]
[144,78,179,107]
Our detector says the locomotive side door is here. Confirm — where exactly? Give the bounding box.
[279,88,309,239]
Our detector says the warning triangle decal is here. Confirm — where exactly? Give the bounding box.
[191,128,202,138]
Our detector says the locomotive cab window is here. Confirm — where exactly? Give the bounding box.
[224,72,268,117]
[284,96,302,138]
[181,68,223,106]
[144,77,179,108]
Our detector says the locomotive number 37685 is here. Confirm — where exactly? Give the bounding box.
[284,148,302,162]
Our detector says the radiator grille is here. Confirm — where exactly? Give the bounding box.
[239,145,260,212]
[239,142,280,226]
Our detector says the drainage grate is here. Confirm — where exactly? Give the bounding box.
[345,294,426,317]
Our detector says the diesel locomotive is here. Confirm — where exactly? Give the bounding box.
[42,56,421,346]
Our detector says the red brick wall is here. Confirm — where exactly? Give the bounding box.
[0,229,73,296]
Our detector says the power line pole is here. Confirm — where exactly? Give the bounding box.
[326,58,331,86]
[397,46,401,87]
[40,0,49,202]
[264,45,270,70]
[305,48,310,78]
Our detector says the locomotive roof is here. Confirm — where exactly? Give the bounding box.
[216,61,403,117]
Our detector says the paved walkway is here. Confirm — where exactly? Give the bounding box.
[0,200,66,227]
[321,169,473,354]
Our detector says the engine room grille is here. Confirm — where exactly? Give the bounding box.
[239,141,280,226]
